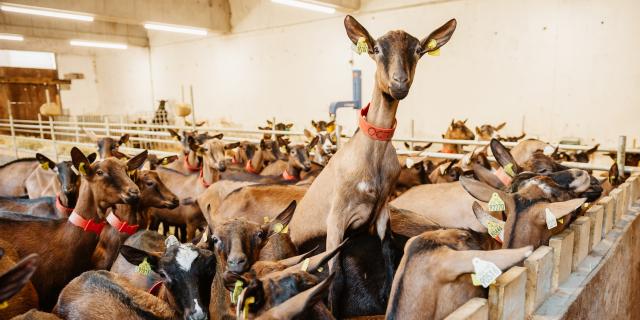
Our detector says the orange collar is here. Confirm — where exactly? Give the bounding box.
[493,167,513,186]
[441,147,457,154]
[282,169,298,181]
[245,160,259,174]
[199,168,212,188]
[68,211,105,235]
[184,155,201,172]
[358,103,396,141]
[56,194,74,216]
[106,212,139,235]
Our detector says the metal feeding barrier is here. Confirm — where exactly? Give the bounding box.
[0,100,638,173]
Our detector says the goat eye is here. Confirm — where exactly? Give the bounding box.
[416,47,422,54]
[145,180,155,187]
[373,46,380,54]
[96,169,104,176]
[257,231,266,239]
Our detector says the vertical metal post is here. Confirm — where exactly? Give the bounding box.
[37,113,45,139]
[120,115,125,135]
[48,116,58,162]
[7,100,18,159]
[74,115,80,143]
[189,85,196,131]
[410,119,415,150]
[336,125,342,149]
[271,117,277,141]
[104,117,111,137]
[617,135,626,175]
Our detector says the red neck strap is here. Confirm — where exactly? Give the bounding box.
[245,160,259,174]
[56,194,74,216]
[106,212,139,235]
[358,103,396,141]
[282,169,298,181]
[68,211,105,235]
[149,281,163,296]
[184,155,201,172]
[199,168,213,188]
[441,147,457,154]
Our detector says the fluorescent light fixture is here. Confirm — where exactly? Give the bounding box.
[0,33,23,41]
[70,40,127,50]
[271,0,336,14]
[1,4,94,22]
[144,23,208,36]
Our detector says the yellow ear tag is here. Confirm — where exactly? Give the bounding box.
[263,216,270,224]
[128,170,136,179]
[326,124,336,133]
[504,163,516,177]
[317,266,324,273]
[273,223,284,234]
[557,218,564,224]
[486,220,504,242]
[78,162,87,176]
[231,280,243,304]
[41,162,49,170]
[281,224,289,234]
[488,193,506,212]
[162,158,169,166]
[355,37,368,55]
[135,258,151,276]
[0,300,8,309]
[609,176,616,184]
[243,296,255,320]
[426,39,440,56]
[300,258,310,272]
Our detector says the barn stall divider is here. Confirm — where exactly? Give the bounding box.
[0,115,639,319]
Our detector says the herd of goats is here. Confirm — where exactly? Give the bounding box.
[0,15,632,320]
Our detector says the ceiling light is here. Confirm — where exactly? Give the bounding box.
[144,23,208,36]
[1,4,94,22]
[271,0,336,14]
[70,40,127,50]
[0,33,23,41]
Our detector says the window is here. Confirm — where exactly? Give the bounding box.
[0,50,56,69]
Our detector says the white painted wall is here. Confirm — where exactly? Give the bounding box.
[145,0,639,146]
[57,54,99,114]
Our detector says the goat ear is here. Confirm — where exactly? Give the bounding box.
[71,147,93,176]
[539,198,587,220]
[344,15,375,54]
[35,153,56,171]
[127,150,148,171]
[496,122,506,131]
[472,163,506,189]
[475,127,481,135]
[285,123,294,129]
[119,134,130,145]
[472,201,504,233]
[168,129,181,140]
[225,142,240,150]
[222,271,249,292]
[265,201,297,236]
[260,139,267,150]
[211,133,224,140]
[160,155,179,166]
[87,153,98,164]
[419,19,457,56]
[0,253,38,303]
[304,129,315,140]
[609,163,619,182]
[440,246,532,281]
[587,144,599,154]
[261,273,335,319]
[119,245,161,272]
[404,142,410,149]
[459,176,507,203]
[288,239,348,275]
[490,139,520,173]
[307,136,319,150]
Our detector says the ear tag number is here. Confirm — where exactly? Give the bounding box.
[135,258,151,276]
[273,223,284,234]
[545,208,558,229]
[301,258,310,272]
[471,257,502,288]
[488,193,506,212]
[427,39,440,56]
[486,220,505,243]
[231,280,243,304]
[504,163,516,177]
[355,37,368,55]
[41,162,49,170]
[78,162,87,176]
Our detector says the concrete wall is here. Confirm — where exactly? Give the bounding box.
[148,0,640,146]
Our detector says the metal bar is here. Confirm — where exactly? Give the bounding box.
[48,116,58,162]
[190,85,196,131]
[37,114,44,139]
[104,117,111,136]
[7,100,18,159]
[617,136,626,174]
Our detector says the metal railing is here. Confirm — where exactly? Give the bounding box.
[0,113,637,173]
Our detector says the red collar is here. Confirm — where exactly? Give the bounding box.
[106,212,139,235]
[149,281,163,296]
[245,160,259,174]
[184,155,201,172]
[441,147,457,154]
[56,194,74,216]
[282,169,298,181]
[199,168,212,188]
[358,103,396,141]
[68,211,105,235]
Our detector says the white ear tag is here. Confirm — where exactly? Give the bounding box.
[488,193,506,212]
[439,164,446,175]
[471,257,502,288]
[406,158,415,168]
[545,208,558,229]
[543,145,555,156]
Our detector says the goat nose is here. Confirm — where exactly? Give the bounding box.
[392,73,409,84]
[227,255,248,271]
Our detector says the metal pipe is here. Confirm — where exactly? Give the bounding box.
[37,114,44,139]
[190,85,196,131]
[617,136,626,174]
[7,100,18,159]
[48,116,58,162]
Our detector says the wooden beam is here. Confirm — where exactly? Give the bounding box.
[549,230,574,289]
[445,298,488,320]
[524,246,554,316]
[584,205,604,250]
[489,267,527,320]
[570,217,591,272]
[0,77,71,85]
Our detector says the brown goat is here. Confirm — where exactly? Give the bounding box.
[0,242,39,320]
[0,148,147,310]
[0,158,39,197]
[442,119,475,153]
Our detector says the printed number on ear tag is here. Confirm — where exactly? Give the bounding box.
[471,257,502,288]
[545,208,558,229]
[486,220,505,243]
[41,162,49,170]
[354,37,368,55]
[135,258,151,276]
[488,193,506,212]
